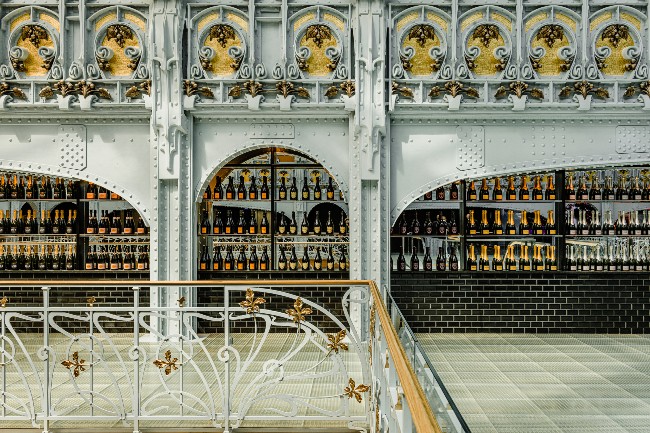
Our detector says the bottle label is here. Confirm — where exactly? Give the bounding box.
[86,263,93,270]
[98,192,108,199]
[570,265,577,271]
[302,192,309,200]
[237,228,244,234]
[450,262,458,271]
[201,228,207,234]
[290,192,297,200]
[314,191,321,199]
[495,193,503,200]
[450,192,458,200]
[290,227,297,234]
[213,263,220,270]
[495,265,503,271]
[250,263,257,270]
[137,228,146,234]
[225,263,232,270]
[278,263,286,270]
[469,229,477,235]
[226,193,234,200]
[137,263,145,270]
[279,192,287,199]
[551,265,557,271]
[110,263,119,270]
[470,265,477,271]
[524,265,531,271]
[482,229,490,235]
[314,227,321,234]
[425,228,433,235]
[339,263,346,271]
[249,227,256,234]
[261,193,268,200]
[425,263,432,271]
[398,264,406,271]
[110,228,118,234]
[225,227,232,234]
[98,228,106,234]
[261,227,267,234]
[495,229,503,235]
[326,227,333,234]
[124,228,133,234]
[86,193,96,199]
[301,227,309,235]
[98,263,106,270]
[327,262,334,270]
[237,263,244,270]
[548,193,556,200]
[238,193,244,200]
[327,192,334,200]
[124,263,132,270]
[200,263,207,270]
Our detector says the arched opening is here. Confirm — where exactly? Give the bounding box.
[197,147,349,274]
[0,170,149,273]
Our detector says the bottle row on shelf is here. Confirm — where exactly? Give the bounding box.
[204,175,339,202]
[565,170,650,201]
[566,242,650,272]
[467,209,557,236]
[199,209,348,237]
[84,245,150,271]
[392,211,459,236]
[465,175,557,202]
[0,173,124,201]
[0,244,77,271]
[199,245,347,271]
[85,210,148,235]
[0,209,77,235]
[567,209,650,236]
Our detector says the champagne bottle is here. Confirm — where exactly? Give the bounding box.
[302,176,310,200]
[290,177,298,200]
[260,176,270,200]
[519,175,530,200]
[260,246,270,270]
[532,176,543,200]
[492,177,503,200]
[249,246,258,270]
[533,210,544,235]
[237,247,247,270]
[519,245,530,271]
[447,247,458,271]
[338,249,347,271]
[327,247,335,270]
[506,176,517,200]
[467,244,477,271]
[437,215,447,235]
[51,210,60,234]
[213,208,223,234]
[631,176,642,200]
[466,180,477,201]
[410,212,420,235]
[326,177,335,200]
[224,246,234,270]
[493,210,503,235]
[200,210,210,234]
[424,188,433,200]
[643,177,650,200]
[314,176,322,200]
[0,210,6,234]
[278,247,288,270]
[199,245,210,270]
[339,211,347,234]
[313,211,322,235]
[0,176,5,200]
[237,210,246,234]
[616,174,629,200]
[397,246,406,271]
[519,210,530,235]
[589,175,602,200]
[203,182,211,200]
[314,247,323,270]
[213,246,223,270]
[450,182,459,200]
[480,210,490,235]
[278,177,287,200]
[300,213,309,235]
[65,210,75,234]
[479,178,490,201]
[225,210,234,234]
[111,213,122,234]
[424,212,433,235]
[492,245,503,271]
[289,211,298,235]
[24,210,33,234]
[506,210,516,235]
[260,212,270,234]
[248,210,257,234]
[576,176,588,200]
[423,247,433,271]
[435,185,445,201]
[301,247,310,270]
[547,210,556,235]
[213,176,223,200]
[565,173,576,200]
[326,211,334,235]
[409,245,419,271]
[467,210,477,235]
[545,174,556,200]
[480,245,490,271]
[249,176,258,200]
[226,176,235,200]
[237,176,247,200]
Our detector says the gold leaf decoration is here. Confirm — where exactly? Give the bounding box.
[0,83,27,100]
[391,82,414,99]
[86,296,96,307]
[324,85,339,98]
[21,25,49,48]
[327,330,349,354]
[528,88,544,100]
[208,24,236,48]
[472,24,500,48]
[76,81,111,100]
[228,84,243,98]
[177,296,186,307]
[61,351,86,377]
[464,86,480,99]
[53,80,76,97]
[304,25,333,48]
[139,80,151,96]
[125,85,141,99]
[428,86,441,98]
[0,295,7,307]
[344,378,370,403]
[601,24,629,48]
[153,350,179,376]
[407,24,436,47]
[243,80,264,97]
[537,24,564,48]
[495,85,508,99]
[106,24,134,48]
[239,288,266,314]
[640,81,650,97]
[286,297,312,325]
[559,85,573,98]
[39,86,54,99]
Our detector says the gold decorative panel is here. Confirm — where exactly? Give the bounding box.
[125,13,145,31]
[198,13,219,33]
[493,13,512,32]
[461,12,484,32]
[402,25,441,76]
[590,12,612,32]
[556,13,576,31]
[39,13,60,32]
[468,25,505,76]
[17,26,54,77]
[294,13,315,32]
[324,13,345,31]
[101,25,139,76]
[621,13,641,30]
[596,25,635,76]
[227,13,248,32]
[203,25,242,77]
[95,12,117,31]
[525,13,548,32]
[299,25,338,77]
[10,13,30,32]
[426,12,448,32]
[396,12,418,32]
[531,27,570,76]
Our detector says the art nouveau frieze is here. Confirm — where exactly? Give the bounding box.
[0,3,151,111]
[389,2,650,113]
[184,3,354,111]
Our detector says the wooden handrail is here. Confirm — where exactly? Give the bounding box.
[368,280,443,433]
[0,278,443,432]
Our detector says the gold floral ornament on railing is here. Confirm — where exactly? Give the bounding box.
[428,80,480,99]
[326,330,349,355]
[0,295,7,308]
[76,81,112,100]
[495,81,544,100]
[86,296,97,307]
[61,351,87,377]
[239,288,266,314]
[624,81,650,99]
[286,297,312,328]
[324,80,355,99]
[392,82,414,99]
[0,83,27,101]
[343,378,370,403]
[125,80,152,99]
[228,80,264,99]
[276,80,310,99]
[183,80,214,99]
[153,350,179,376]
[559,80,609,100]
[177,296,186,308]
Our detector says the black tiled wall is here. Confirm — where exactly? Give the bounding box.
[391,272,650,334]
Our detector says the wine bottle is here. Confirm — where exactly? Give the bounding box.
[424,189,433,200]
[506,176,517,200]
[226,176,235,200]
[480,210,491,235]
[492,177,503,200]
[260,212,270,235]
[423,247,433,271]
[450,182,459,200]
[200,210,210,234]
[314,247,323,270]
[410,245,419,271]
[260,176,270,200]
[302,176,310,200]
[410,212,420,235]
[519,175,530,200]
[249,246,258,270]
[224,246,235,271]
[199,245,210,270]
[492,210,503,235]
[203,182,212,200]
[327,247,335,270]
[260,246,270,270]
[479,178,490,201]
[397,247,406,271]
[576,176,588,200]
[86,182,97,199]
[480,245,490,271]
[492,245,503,271]
[326,177,335,200]
[466,180,477,201]
[279,177,287,200]
[213,246,223,270]
[249,176,257,200]
[278,247,288,270]
[467,210,477,235]
[213,176,223,200]
[467,244,477,271]
[237,247,247,270]
[435,185,445,201]
[532,176,544,200]
[314,176,322,200]
[545,174,556,200]
[565,173,576,200]
[301,247,310,270]
[290,177,298,200]
[326,211,334,235]
[313,211,322,235]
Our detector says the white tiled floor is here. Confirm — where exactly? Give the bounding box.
[419,334,650,433]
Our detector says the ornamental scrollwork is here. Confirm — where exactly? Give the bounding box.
[461,7,514,79]
[7,13,60,79]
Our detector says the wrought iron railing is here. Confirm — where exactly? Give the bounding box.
[0,280,441,433]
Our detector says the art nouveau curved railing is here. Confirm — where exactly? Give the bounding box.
[0,280,442,433]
